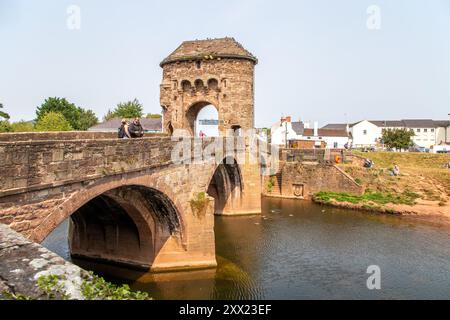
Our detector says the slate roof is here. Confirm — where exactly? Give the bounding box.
[291,121,305,135]
[321,123,348,130]
[434,120,450,127]
[348,119,444,128]
[303,128,349,137]
[160,37,258,66]
[89,118,162,132]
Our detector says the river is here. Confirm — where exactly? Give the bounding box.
[42,198,450,299]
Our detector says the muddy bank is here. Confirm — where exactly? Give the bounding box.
[312,198,450,228]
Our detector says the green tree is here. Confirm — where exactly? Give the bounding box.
[105,99,144,120]
[11,120,35,132]
[382,128,415,151]
[78,109,99,130]
[0,103,11,132]
[0,103,10,120]
[0,120,12,133]
[35,112,73,132]
[146,113,162,119]
[36,97,80,129]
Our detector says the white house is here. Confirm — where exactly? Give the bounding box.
[271,117,350,149]
[324,119,450,149]
[350,120,382,148]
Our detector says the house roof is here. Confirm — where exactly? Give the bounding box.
[351,119,443,128]
[369,120,405,127]
[321,123,348,130]
[89,118,162,132]
[303,128,349,137]
[434,120,450,127]
[291,121,305,135]
[160,37,258,66]
[401,119,437,128]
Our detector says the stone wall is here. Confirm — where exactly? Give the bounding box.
[263,162,363,200]
[0,131,165,142]
[0,223,88,299]
[0,135,174,192]
[160,58,255,135]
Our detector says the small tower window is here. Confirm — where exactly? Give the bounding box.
[194,79,205,90]
[208,78,219,90]
[196,61,201,69]
[181,80,192,91]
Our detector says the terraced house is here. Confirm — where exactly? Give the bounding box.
[344,119,450,149]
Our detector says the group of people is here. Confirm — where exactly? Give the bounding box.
[118,118,144,139]
[364,158,400,176]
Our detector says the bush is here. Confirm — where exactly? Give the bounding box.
[190,192,209,217]
[0,120,12,133]
[35,112,73,132]
[11,120,35,132]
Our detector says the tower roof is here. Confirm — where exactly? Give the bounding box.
[160,37,258,66]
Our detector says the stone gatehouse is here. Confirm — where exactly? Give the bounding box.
[160,37,257,136]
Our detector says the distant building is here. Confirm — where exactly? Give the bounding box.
[323,119,450,148]
[88,118,162,133]
[271,116,350,149]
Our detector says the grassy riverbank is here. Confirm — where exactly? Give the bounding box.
[314,152,450,219]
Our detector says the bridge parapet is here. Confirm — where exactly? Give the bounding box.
[0,135,175,195]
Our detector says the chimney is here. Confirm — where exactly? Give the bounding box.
[314,121,319,137]
[304,121,310,129]
[280,116,292,124]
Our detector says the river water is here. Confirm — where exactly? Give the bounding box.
[42,198,450,300]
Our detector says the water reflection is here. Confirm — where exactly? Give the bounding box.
[42,198,450,300]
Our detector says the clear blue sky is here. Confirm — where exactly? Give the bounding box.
[1,0,449,127]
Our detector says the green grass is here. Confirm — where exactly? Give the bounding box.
[313,189,419,206]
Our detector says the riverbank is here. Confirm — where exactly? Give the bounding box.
[313,151,450,226]
[313,195,450,227]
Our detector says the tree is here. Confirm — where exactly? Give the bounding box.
[35,112,73,132]
[0,103,10,120]
[105,99,144,120]
[146,113,162,119]
[36,97,80,129]
[11,120,35,132]
[78,109,98,131]
[0,120,12,133]
[36,97,97,130]
[382,128,415,151]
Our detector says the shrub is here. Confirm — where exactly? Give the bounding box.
[35,112,73,131]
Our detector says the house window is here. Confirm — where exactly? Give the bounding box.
[431,129,435,133]
[363,130,367,135]
[417,129,421,133]
[424,129,428,133]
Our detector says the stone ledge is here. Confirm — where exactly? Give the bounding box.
[0,223,88,300]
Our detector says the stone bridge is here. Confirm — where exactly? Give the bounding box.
[0,132,262,272]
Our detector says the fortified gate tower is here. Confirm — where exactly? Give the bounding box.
[160,37,258,136]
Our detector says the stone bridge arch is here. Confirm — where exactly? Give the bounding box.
[207,157,243,215]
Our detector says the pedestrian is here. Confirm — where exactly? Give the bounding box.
[118,119,131,139]
[129,117,144,138]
